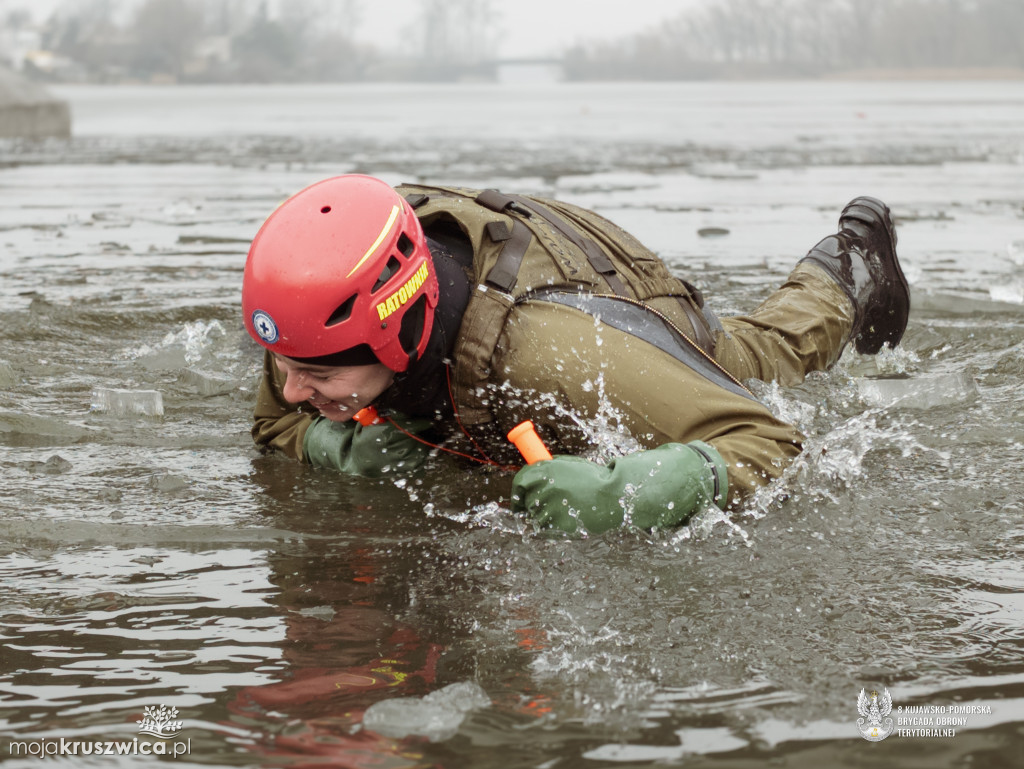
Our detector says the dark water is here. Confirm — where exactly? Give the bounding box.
[2,81,1024,767]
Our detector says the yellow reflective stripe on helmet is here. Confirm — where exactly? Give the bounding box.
[346,204,400,278]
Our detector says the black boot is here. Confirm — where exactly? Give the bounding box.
[799,196,910,354]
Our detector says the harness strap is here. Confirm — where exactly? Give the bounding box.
[674,296,716,357]
[470,191,538,293]
[483,220,533,293]
[504,192,714,355]
[418,186,717,361]
[506,193,632,298]
[474,189,532,218]
[678,278,718,356]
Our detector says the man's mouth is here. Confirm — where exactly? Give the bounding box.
[309,398,350,413]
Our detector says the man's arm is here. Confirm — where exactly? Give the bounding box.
[511,440,730,533]
[495,300,804,533]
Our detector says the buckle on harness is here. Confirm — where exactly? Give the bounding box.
[475,189,532,218]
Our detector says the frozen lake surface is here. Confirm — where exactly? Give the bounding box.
[1,80,1023,767]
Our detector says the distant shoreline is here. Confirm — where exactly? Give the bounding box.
[36,65,1024,88]
[824,67,1024,81]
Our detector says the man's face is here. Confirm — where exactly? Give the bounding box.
[274,355,395,422]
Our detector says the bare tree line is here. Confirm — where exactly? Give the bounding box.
[565,0,1024,80]
[4,0,369,82]
[8,0,499,83]
[6,0,1021,82]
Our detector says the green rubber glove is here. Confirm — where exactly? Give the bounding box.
[510,441,728,534]
[303,414,433,477]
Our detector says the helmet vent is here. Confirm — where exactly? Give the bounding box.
[325,294,357,327]
[398,295,427,358]
[397,232,415,258]
[372,256,403,293]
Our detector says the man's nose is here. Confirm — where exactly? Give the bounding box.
[281,370,313,403]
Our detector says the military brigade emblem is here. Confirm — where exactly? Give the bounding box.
[857,687,895,741]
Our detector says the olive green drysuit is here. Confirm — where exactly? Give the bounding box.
[251,184,855,513]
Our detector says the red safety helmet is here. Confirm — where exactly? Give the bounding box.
[242,175,438,372]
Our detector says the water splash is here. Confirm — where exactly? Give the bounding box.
[165,319,228,364]
[657,503,753,551]
[743,409,950,518]
[450,501,533,536]
[129,319,229,366]
[527,609,657,727]
[863,344,922,377]
[491,372,645,463]
[748,379,819,435]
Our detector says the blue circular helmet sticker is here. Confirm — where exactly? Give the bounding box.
[251,310,279,345]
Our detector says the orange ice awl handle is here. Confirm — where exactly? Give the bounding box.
[507,421,553,464]
[354,406,382,426]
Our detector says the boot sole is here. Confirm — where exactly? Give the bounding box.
[841,197,911,353]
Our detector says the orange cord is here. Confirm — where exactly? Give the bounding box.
[374,362,520,471]
[384,416,517,470]
[444,362,503,465]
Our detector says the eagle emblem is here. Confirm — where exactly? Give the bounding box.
[857,687,895,741]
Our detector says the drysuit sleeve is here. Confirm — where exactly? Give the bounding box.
[510,441,728,534]
[491,299,806,517]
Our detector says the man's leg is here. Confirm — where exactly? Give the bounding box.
[715,263,855,386]
[714,196,910,386]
